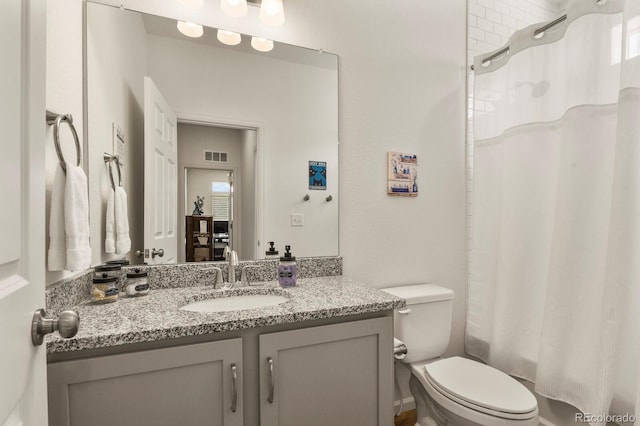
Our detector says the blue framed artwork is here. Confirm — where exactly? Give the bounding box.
[387,151,418,196]
[309,161,327,190]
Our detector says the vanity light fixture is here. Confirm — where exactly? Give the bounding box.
[217,29,242,46]
[259,0,285,26]
[177,21,204,38]
[221,0,248,18]
[176,0,204,9]
[251,37,274,52]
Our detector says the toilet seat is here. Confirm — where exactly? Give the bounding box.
[412,357,538,421]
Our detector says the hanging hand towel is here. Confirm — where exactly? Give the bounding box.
[114,186,131,254]
[64,163,92,271]
[48,165,67,271]
[105,188,116,253]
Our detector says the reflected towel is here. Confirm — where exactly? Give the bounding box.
[64,163,92,271]
[48,165,66,271]
[105,189,116,253]
[114,186,131,254]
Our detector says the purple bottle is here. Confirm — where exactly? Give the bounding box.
[278,245,297,287]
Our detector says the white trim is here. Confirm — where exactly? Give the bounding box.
[0,273,28,300]
[394,396,416,412]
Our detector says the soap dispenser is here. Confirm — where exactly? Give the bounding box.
[277,245,297,287]
[265,241,279,258]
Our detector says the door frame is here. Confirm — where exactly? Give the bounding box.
[176,112,263,262]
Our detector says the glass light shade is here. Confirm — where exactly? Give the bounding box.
[251,37,274,52]
[220,0,248,18]
[176,0,204,9]
[217,29,241,46]
[259,0,285,26]
[177,21,204,38]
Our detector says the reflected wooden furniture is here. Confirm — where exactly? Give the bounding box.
[185,215,213,262]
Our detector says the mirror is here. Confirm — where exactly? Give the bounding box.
[85,2,339,266]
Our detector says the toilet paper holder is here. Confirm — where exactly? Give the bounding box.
[394,338,407,360]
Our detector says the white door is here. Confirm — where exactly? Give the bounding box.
[144,77,178,265]
[0,1,48,425]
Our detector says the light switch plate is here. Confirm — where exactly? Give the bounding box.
[291,213,304,227]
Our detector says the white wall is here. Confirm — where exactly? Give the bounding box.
[85,2,147,266]
[240,130,257,260]
[45,0,84,285]
[46,0,147,284]
[146,33,339,259]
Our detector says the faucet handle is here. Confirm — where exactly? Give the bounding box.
[241,265,261,286]
[201,267,223,287]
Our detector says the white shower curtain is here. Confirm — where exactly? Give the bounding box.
[467,0,640,424]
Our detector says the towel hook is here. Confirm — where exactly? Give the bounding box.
[46,110,81,175]
[103,153,122,190]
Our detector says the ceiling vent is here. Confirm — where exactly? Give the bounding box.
[204,150,228,163]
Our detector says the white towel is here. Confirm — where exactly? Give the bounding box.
[105,189,116,253]
[48,165,67,271]
[64,163,92,271]
[114,186,131,254]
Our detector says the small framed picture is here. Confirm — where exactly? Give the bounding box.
[309,161,327,190]
[388,152,418,196]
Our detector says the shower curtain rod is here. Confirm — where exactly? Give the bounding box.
[470,14,567,71]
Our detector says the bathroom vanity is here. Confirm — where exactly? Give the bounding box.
[46,276,404,426]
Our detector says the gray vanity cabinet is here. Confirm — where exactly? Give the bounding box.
[47,339,243,426]
[258,317,393,426]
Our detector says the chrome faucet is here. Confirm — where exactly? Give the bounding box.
[226,249,239,287]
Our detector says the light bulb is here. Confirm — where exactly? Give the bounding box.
[177,21,204,38]
[251,37,274,52]
[217,29,241,46]
[221,0,248,18]
[259,0,284,26]
[176,0,204,9]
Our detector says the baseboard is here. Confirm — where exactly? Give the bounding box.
[394,396,416,413]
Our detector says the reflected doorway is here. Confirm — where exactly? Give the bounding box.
[177,122,258,263]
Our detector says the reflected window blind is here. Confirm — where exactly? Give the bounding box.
[212,195,229,220]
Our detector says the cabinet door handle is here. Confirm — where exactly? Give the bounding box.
[267,357,274,404]
[231,364,237,413]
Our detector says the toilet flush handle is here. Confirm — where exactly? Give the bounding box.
[397,308,411,315]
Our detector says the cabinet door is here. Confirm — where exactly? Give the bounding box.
[48,339,243,426]
[259,317,393,426]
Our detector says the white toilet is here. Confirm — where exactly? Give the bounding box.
[382,284,538,426]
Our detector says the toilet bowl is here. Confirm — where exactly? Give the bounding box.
[382,284,538,426]
[410,358,538,426]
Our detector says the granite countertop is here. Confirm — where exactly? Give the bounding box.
[46,276,405,354]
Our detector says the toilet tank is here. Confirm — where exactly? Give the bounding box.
[381,284,454,364]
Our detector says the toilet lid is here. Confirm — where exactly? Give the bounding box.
[424,357,537,415]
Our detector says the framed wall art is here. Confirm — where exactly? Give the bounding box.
[387,151,418,196]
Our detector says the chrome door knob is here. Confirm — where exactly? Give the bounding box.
[151,248,165,258]
[31,309,80,346]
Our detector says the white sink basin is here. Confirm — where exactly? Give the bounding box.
[180,294,289,313]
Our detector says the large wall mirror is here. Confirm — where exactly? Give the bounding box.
[85,1,339,266]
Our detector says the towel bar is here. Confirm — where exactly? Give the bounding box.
[46,110,81,175]
[103,153,122,190]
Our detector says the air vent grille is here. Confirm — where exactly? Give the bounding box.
[204,150,228,162]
